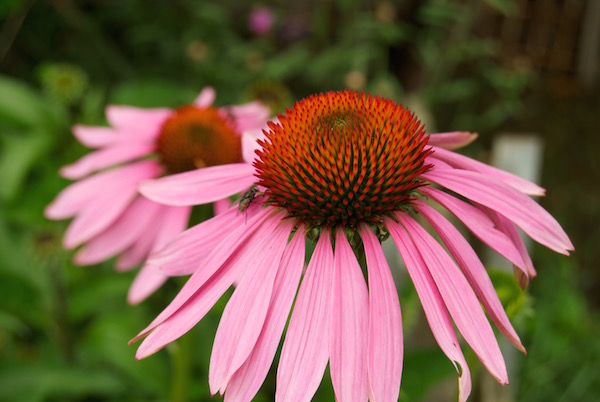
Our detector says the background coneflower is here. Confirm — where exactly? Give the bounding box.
[45,88,270,304]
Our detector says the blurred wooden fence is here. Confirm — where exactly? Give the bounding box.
[474,0,600,95]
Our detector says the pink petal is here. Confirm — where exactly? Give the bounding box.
[209,218,294,394]
[105,105,171,140]
[423,168,573,254]
[386,219,472,402]
[127,264,169,305]
[330,229,369,402]
[213,198,232,215]
[135,213,285,358]
[116,204,191,271]
[276,229,334,402]
[135,253,243,358]
[72,125,123,148]
[359,224,403,402]
[428,146,545,196]
[124,205,191,303]
[139,163,256,206]
[60,142,156,179]
[62,161,161,249]
[427,158,453,170]
[73,197,162,265]
[485,208,537,281]
[148,204,257,276]
[116,224,158,271]
[427,132,478,150]
[193,87,216,107]
[225,227,306,402]
[394,214,508,384]
[46,163,143,220]
[228,101,271,133]
[241,128,268,164]
[420,187,528,271]
[147,205,192,253]
[131,208,276,352]
[415,202,525,352]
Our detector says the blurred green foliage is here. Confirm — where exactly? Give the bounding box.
[518,251,600,402]
[0,0,598,401]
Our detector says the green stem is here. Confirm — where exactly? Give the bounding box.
[170,328,194,402]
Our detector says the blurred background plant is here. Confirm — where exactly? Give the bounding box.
[1,0,598,401]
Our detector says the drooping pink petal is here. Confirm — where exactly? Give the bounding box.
[45,162,146,219]
[105,106,171,141]
[131,207,276,348]
[124,205,191,303]
[127,264,169,305]
[148,205,193,253]
[135,254,243,358]
[116,204,191,271]
[330,228,369,402]
[386,218,472,402]
[415,202,525,353]
[225,227,306,402]
[194,87,216,107]
[116,220,160,271]
[73,197,162,265]
[72,125,122,148]
[209,218,294,394]
[148,204,260,276]
[135,212,284,358]
[62,161,162,249]
[428,146,545,196]
[423,168,573,254]
[395,214,508,384]
[139,163,256,206]
[359,223,403,402]
[427,132,478,150]
[484,207,537,282]
[60,142,156,179]
[276,229,334,402]
[420,187,528,271]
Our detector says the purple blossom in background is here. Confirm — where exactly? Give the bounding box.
[249,7,274,35]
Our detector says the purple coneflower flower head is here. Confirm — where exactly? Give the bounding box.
[132,91,573,401]
[248,7,274,36]
[45,87,270,304]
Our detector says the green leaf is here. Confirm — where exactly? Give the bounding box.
[68,273,133,321]
[262,44,311,81]
[0,310,28,335]
[0,0,26,17]
[80,311,168,396]
[400,347,456,401]
[0,75,59,128]
[0,363,126,402]
[0,129,52,201]
[487,268,528,319]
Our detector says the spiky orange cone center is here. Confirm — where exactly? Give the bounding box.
[157,106,241,174]
[254,91,432,229]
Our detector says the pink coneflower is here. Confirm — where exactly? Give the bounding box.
[45,87,270,304]
[132,91,573,401]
